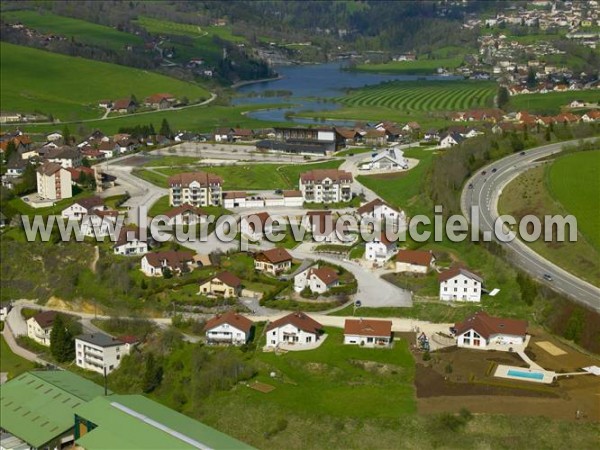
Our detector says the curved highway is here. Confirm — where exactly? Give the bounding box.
[461,138,600,312]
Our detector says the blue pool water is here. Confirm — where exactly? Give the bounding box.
[507,369,544,380]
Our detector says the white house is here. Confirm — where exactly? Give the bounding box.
[439,267,483,302]
[45,147,81,169]
[357,198,405,226]
[0,301,11,321]
[361,148,408,171]
[454,311,527,350]
[26,311,59,346]
[254,247,293,275]
[439,132,465,148]
[36,161,72,200]
[240,212,272,241]
[293,265,340,294]
[305,210,347,243]
[299,169,353,204]
[163,204,206,226]
[80,210,119,238]
[141,251,195,277]
[365,233,397,265]
[113,227,149,256]
[343,318,393,347]
[204,311,253,345]
[168,171,223,207]
[61,196,106,220]
[395,249,435,274]
[75,333,131,374]
[265,312,323,348]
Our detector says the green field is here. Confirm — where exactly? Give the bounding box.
[0,335,35,379]
[509,90,599,114]
[355,57,464,74]
[0,42,209,120]
[135,160,342,190]
[547,150,600,250]
[2,10,142,50]
[357,148,436,215]
[337,81,496,114]
[134,16,245,65]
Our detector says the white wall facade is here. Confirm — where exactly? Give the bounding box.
[395,261,429,274]
[114,240,148,256]
[266,323,318,347]
[26,317,52,346]
[439,274,481,302]
[205,323,248,345]
[75,339,129,374]
[344,334,391,347]
[37,169,72,200]
[170,180,222,207]
[365,241,396,263]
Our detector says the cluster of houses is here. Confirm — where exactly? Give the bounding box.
[98,93,183,114]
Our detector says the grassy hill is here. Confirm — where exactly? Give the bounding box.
[0,42,210,121]
[2,9,143,50]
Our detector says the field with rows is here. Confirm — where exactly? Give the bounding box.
[337,80,496,113]
[2,10,142,51]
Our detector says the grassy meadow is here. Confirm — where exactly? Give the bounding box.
[135,159,343,190]
[2,10,142,50]
[355,56,465,74]
[0,335,36,380]
[509,90,599,114]
[0,42,209,120]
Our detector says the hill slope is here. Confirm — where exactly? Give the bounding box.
[0,42,210,121]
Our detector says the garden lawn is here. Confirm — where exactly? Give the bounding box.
[0,335,35,379]
[509,90,599,114]
[0,42,209,121]
[355,57,465,74]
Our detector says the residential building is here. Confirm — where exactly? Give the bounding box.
[454,311,527,350]
[0,371,105,450]
[112,97,137,113]
[204,310,254,345]
[113,227,149,256]
[36,161,73,200]
[240,212,272,241]
[305,210,341,243]
[6,157,27,177]
[254,247,293,275]
[163,203,206,226]
[168,171,223,207]
[439,132,465,148]
[198,271,242,298]
[265,312,323,348]
[0,301,11,321]
[141,251,195,277]
[344,318,393,347]
[299,169,353,204]
[293,265,339,294]
[27,310,59,346]
[395,249,435,274]
[357,198,405,225]
[45,146,82,168]
[75,333,131,374]
[365,233,397,265]
[61,196,105,220]
[439,267,483,302]
[144,93,176,109]
[361,147,408,171]
[80,210,119,238]
[74,394,253,450]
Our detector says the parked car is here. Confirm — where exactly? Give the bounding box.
[481,170,487,175]
[520,151,526,156]
[543,273,553,281]
[491,168,497,173]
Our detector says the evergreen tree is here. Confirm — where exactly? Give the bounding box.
[160,118,172,139]
[63,125,71,145]
[50,315,75,362]
[4,140,17,162]
[142,352,163,393]
[497,86,510,110]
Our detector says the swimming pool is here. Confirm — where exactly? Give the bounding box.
[507,369,544,380]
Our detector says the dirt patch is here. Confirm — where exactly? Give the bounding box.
[46,297,74,311]
[536,340,567,356]
[248,381,275,393]
[349,359,404,376]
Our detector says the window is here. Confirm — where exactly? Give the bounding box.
[464,288,467,292]
[473,338,481,346]
[367,337,374,343]
[463,338,471,345]
[306,336,312,343]
[117,355,121,360]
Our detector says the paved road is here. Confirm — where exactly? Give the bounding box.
[461,138,600,312]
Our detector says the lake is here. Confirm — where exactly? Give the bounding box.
[233,61,462,126]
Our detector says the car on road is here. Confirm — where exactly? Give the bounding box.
[481,170,487,175]
[491,168,497,173]
[543,273,553,282]
[274,189,283,195]
[468,183,474,189]
[520,151,526,156]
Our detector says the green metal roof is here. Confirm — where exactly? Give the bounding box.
[0,370,106,448]
[75,395,255,450]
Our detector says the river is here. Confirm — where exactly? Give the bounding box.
[233,61,462,126]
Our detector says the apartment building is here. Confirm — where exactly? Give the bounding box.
[168,172,223,207]
[75,333,131,374]
[299,169,353,204]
